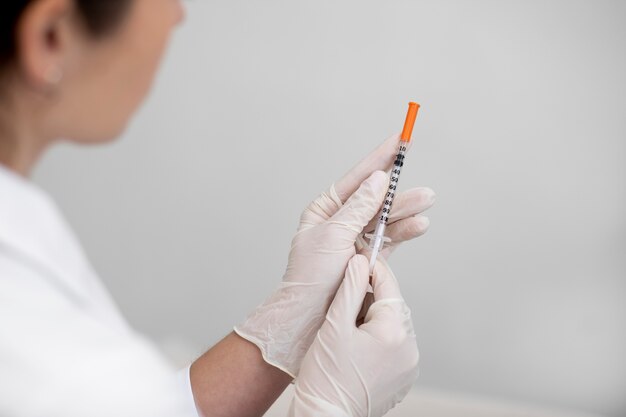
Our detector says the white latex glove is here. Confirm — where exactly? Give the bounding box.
[289,255,419,417]
[234,134,434,377]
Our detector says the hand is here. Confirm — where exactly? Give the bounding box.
[234,134,434,377]
[289,255,419,417]
[296,133,435,266]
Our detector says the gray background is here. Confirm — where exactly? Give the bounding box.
[33,1,625,416]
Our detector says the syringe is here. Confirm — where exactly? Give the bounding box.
[366,102,420,275]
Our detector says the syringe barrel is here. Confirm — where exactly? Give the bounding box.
[379,141,408,224]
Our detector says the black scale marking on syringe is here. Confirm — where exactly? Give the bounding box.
[380,145,407,223]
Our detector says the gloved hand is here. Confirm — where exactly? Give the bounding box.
[234,134,434,377]
[289,255,419,417]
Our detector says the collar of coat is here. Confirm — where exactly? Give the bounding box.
[0,163,95,305]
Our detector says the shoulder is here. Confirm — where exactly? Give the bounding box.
[0,253,191,417]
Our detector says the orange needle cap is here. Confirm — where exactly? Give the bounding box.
[400,102,420,142]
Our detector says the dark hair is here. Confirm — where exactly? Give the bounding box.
[0,0,132,69]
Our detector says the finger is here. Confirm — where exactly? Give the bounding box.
[371,260,404,302]
[362,298,414,346]
[356,291,375,327]
[385,214,430,245]
[357,214,430,260]
[378,215,430,259]
[334,134,412,203]
[329,171,388,236]
[364,187,435,233]
[326,255,371,329]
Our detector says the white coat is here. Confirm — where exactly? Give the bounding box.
[0,164,198,417]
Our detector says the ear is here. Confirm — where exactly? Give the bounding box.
[15,0,75,89]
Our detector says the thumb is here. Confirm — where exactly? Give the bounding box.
[371,259,404,302]
[329,170,388,237]
[326,255,371,330]
[362,261,414,340]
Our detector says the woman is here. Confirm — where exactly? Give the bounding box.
[0,0,435,416]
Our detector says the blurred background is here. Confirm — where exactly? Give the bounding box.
[33,1,625,416]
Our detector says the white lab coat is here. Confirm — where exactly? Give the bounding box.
[0,165,199,417]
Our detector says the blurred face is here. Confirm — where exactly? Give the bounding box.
[46,0,185,142]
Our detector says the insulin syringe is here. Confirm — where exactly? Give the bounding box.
[366,102,420,275]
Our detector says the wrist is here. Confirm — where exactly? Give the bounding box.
[234,280,336,378]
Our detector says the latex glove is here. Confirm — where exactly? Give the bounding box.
[234,134,434,377]
[289,255,419,417]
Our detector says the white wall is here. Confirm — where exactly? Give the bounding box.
[33,1,626,416]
